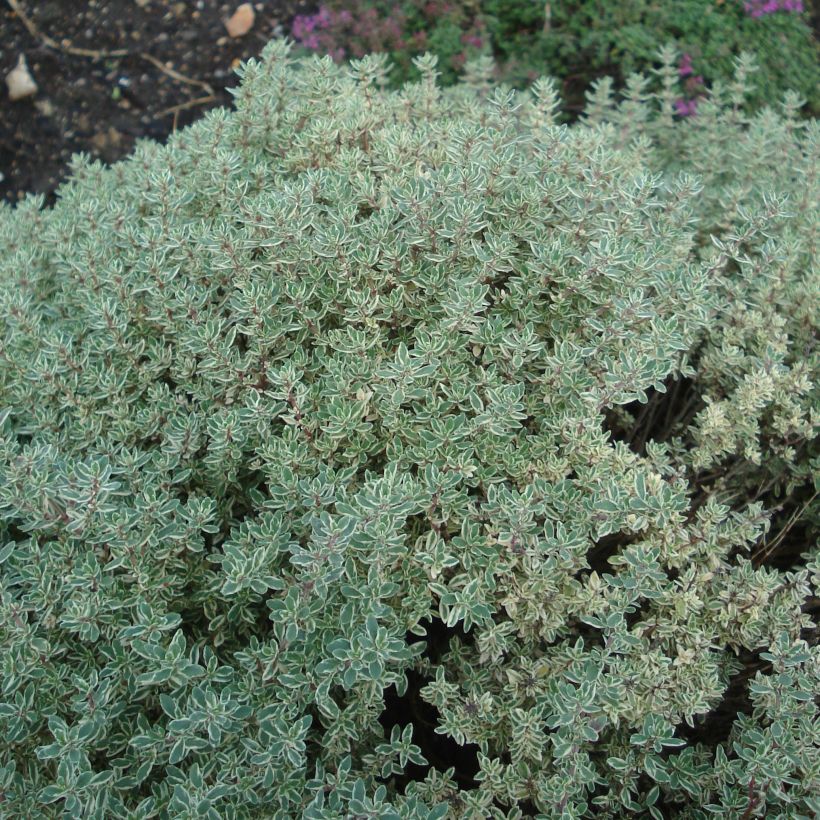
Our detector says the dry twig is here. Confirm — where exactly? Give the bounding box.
[138,52,214,96]
[6,0,128,58]
[753,490,818,566]
[157,94,219,131]
[6,0,214,96]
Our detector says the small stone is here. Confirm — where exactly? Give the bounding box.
[91,126,122,152]
[6,54,37,101]
[225,3,255,38]
[34,99,55,116]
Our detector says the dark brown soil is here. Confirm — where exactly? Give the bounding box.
[1,0,314,205]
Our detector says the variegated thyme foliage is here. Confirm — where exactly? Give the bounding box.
[0,42,817,819]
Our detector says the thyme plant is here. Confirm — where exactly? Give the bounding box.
[0,42,817,819]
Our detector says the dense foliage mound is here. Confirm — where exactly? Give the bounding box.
[0,42,818,819]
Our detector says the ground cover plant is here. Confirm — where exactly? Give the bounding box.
[0,41,818,818]
[483,0,820,113]
[290,0,820,114]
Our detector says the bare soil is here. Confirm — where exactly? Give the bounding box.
[1,0,314,205]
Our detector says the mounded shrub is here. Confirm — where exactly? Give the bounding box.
[0,43,817,818]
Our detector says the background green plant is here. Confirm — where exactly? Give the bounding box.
[488,0,820,113]
[0,42,817,818]
[293,0,819,114]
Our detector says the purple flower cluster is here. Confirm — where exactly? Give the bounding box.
[292,7,333,51]
[678,53,702,85]
[674,98,699,117]
[743,0,803,17]
[289,1,482,74]
[290,3,407,62]
[674,53,705,118]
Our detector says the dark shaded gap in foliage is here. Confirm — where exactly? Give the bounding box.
[752,483,819,571]
[412,616,475,664]
[585,531,639,576]
[623,599,655,634]
[677,648,762,749]
[378,618,480,792]
[603,374,703,457]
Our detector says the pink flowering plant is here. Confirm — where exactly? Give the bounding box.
[744,0,804,17]
[291,3,406,64]
[291,0,488,85]
[674,52,705,117]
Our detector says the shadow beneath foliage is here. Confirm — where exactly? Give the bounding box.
[677,648,763,749]
[603,374,703,456]
[378,617,480,793]
[585,531,639,576]
[752,483,818,572]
